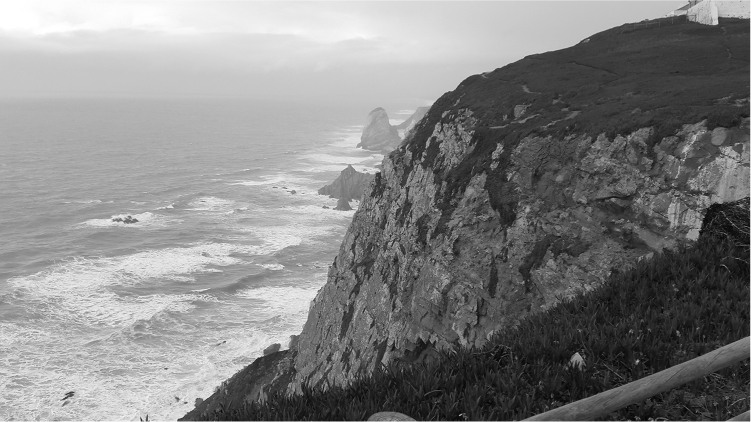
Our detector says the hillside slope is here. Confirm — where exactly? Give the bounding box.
[181,17,749,419]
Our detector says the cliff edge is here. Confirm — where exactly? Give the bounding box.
[181,18,749,419]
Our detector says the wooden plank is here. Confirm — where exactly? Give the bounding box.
[368,411,415,421]
[525,337,750,421]
[727,410,750,421]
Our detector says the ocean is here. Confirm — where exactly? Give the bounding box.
[0,97,415,421]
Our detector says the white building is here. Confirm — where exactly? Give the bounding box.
[666,3,691,16]
[685,0,750,25]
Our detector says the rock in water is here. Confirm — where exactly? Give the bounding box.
[357,108,402,152]
[112,215,139,224]
[334,197,352,211]
[318,165,375,202]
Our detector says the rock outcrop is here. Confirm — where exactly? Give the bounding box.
[357,108,402,152]
[318,165,375,202]
[112,215,138,224]
[181,18,749,419]
[395,107,431,138]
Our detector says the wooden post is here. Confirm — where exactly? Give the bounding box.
[525,337,750,421]
[727,410,750,421]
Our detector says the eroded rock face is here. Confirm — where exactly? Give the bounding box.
[290,112,749,392]
[182,19,750,414]
[318,165,375,202]
[358,108,402,152]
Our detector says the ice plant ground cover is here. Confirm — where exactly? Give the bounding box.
[190,199,749,421]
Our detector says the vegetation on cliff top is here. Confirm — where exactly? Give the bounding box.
[190,198,749,421]
[392,16,749,232]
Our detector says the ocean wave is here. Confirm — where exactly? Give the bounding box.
[229,174,320,189]
[298,163,380,173]
[63,199,105,204]
[6,241,298,327]
[258,263,284,271]
[280,203,358,217]
[301,152,376,165]
[156,203,175,210]
[185,197,235,212]
[235,281,323,317]
[81,212,175,228]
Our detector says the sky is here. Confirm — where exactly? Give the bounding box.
[0,1,683,106]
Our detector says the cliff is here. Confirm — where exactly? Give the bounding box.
[357,108,402,152]
[395,106,431,138]
[318,165,376,202]
[181,17,749,419]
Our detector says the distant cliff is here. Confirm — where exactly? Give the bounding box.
[181,18,749,420]
[395,106,431,138]
[318,165,375,202]
[357,108,402,152]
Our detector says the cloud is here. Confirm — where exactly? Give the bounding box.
[0,1,680,102]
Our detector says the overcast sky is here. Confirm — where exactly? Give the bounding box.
[0,1,682,105]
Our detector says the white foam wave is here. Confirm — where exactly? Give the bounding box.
[156,203,175,210]
[235,282,322,317]
[0,322,49,345]
[82,212,174,228]
[301,152,379,165]
[235,224,334,247]
[7,241,297,326]
[281,203,358,217]
[258,263,284,271]
[230,174,319,189]
[186,197,235,212]
[0,315,280,422]
[63,199,103,204]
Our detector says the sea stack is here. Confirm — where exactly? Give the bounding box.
[334,197,352,211]
[357,107,401,152]
[318,165,375,202]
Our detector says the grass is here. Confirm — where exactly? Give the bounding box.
[188,198,749,421]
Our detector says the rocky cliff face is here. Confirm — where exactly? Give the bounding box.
[358,108,402,152]
[289,18,750,392]
[181,19,749,418]
[318,165,376,202]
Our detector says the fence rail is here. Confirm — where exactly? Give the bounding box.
[524,337,750,421]
[627,15,688,31]
[369,337,749,421]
